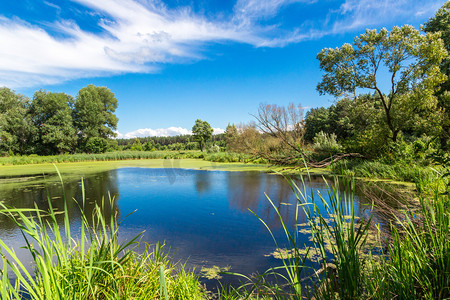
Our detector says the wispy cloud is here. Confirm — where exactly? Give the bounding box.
[116,126,225,138]
[330,0,444,33]
[0,0,444,88]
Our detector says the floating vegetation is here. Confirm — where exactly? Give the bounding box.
[200,265,231,280]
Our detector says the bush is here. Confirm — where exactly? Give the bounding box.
[313,131,342,155]
[207,144,220,153]
[86,137,108,153]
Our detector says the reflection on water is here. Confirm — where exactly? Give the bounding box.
[0,167,398,287]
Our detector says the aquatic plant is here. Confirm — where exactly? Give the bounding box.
[0,171,205,299]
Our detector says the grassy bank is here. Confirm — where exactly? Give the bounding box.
[0,168,447,299]
[0,151,261,166]
[0,158,272,179]
[329,158,445,189]
[219,174,450,299]
[0,183,205,299]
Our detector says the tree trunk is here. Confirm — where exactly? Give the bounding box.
[392,130,399,142]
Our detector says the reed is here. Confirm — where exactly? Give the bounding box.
[221,170,449,299]
[0,172,205,299]
[0,151,260,166]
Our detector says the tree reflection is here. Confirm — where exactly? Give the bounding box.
[0,170,120,233]
[195,171,212,194]
[226,172,309,230]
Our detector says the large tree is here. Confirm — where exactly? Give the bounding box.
[424,1,450,148]
[73,85,118,149]
[30,90,77,155]
[317,25,447,142]
[192,119,213,151]
[0,88,32,154]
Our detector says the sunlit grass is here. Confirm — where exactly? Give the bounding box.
[0,171,205,299]
[221,170,449,299]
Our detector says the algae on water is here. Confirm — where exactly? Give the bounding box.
[199,265,231,280]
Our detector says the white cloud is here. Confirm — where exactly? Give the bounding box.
[0,0,444,88]
[330,0,444,33]
[233,0,314,26]
[116,126,225,138]
[213,127,225,135]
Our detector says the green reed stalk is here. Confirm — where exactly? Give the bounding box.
[0,171,205,299]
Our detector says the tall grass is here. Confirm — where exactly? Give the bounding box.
[221,174,372,299]
[0,174,205,299]
[367,185,450,299]
[222,171,449,299]
[331,158,439,185]
[0,151,262,166]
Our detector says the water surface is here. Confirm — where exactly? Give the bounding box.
[0,167,374,286]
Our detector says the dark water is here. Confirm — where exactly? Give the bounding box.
[0,167,375,287]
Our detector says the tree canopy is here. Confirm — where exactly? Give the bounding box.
[192,119,213,152]
[317,25,448,142]
[74,85,118,150]
[0,85,119,156]
[0,88,31,154]
[424,1,450,148]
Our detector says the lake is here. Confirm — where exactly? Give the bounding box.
[0,166,379,287]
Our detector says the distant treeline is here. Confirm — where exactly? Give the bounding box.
[0,85,118,156]
[116,134,226,151]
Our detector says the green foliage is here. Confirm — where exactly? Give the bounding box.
[0,87,32,154]
[367,192,450,299]
[312,131,342,156]
[0,85,119,156]
[30,90,77,155]
[304,107,330,142]
[192,119,213,152]
[317,25,447,142]
[424,2,450,149]
[207,144,220,153]
[74,85,118,149]
[0,178,205,299]
[225,123,239,151]
[107,139,119,151]
[0,150,265,166]
[168,142,185,151]
[130,138,143,151]
[143,139,155,151]
[85,137,108,153]
[330,158,440,186]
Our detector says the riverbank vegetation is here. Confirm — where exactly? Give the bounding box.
[0,165,447,299]
[0,180,205,299]
[1,4,450,187]
[0,3,449,299]
[218,172,449,299]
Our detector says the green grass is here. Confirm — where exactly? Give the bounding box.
[0,158,271,180]
[0,150,262,166]
[1,162,448,299]
[221,170,449,299]
[330,158,441,186]
[0,174,205,299]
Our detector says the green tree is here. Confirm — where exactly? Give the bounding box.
[424,1,450,148]
[85,137,108,153]
[317,25,447,142]
[74,85,118,150]
[130,138,143,151]
[224,123,238,151]
[143,139,155,151]
[0,88,32,155]
[30,90,77,155]
[304,107,330,142]
[192,119,213,152]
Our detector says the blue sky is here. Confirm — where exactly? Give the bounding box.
[0,0,445,137]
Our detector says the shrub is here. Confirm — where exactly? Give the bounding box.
[85,137,108,153]
[207,144,220,153]
[313,131,342,155]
